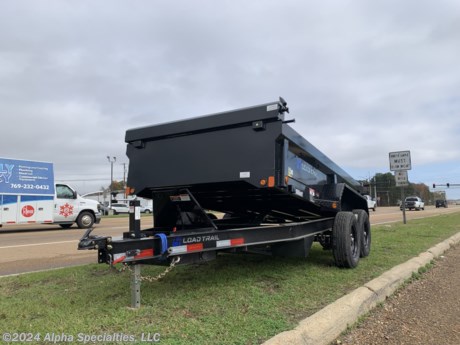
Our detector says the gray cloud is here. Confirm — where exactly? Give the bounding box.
[1,0,459,196]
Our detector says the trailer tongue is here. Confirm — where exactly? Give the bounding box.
[79,98,371,307]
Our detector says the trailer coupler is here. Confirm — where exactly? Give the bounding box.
[78,227,110,250]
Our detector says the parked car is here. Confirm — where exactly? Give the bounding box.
[140,206,153,213]
[97,203,111,215]
[435,199,448,208]
[400,196,425,211]
[364,195,377,211]
[110,203,130,215]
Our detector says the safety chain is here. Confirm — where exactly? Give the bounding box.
[113,256,180,282]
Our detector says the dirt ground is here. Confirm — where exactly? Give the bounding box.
[335,243,460,345]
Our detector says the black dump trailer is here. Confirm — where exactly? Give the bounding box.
[79,98,370,272]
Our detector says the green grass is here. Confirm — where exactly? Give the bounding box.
[1,212,459,345]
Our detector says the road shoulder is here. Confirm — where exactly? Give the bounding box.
[263,231,460,345]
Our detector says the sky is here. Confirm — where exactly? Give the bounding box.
[1,0,459,199]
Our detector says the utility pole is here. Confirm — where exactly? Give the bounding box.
[107,156,116,207]
[122,162,127,198]
[373,176,377,205]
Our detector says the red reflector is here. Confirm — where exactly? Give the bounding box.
[231,238,245,246]
[187,243,204,252]
[135,248,154,259]
[113,255,126,264]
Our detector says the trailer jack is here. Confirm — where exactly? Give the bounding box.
[127,257,181,309]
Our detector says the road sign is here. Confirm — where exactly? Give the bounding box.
[395,170,409,187]
[389,151,411,171]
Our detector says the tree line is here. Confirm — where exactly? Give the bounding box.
[360,172,436,206]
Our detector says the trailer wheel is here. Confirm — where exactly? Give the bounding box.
[332,211,361,268]
[76,211,95,229]
[353,209,371,258]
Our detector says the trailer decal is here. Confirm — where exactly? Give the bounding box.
[169,243,204,254]
[182,235,219,244]
[112,248,155,265]
[216,238,245,248]
[135,248,154,259]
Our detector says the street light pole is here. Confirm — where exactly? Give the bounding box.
[121,162,127,198]
[107,156,116,207]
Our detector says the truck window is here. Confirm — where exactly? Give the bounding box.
[56,184,75,199]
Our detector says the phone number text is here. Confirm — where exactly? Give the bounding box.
[10,184,50,190]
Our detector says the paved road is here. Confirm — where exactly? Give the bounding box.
[1,206,459,276]
[0,216,153,276]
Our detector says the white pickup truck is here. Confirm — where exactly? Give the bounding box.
[1,157,101,229]
[401,196,425,211]
[364,195,377,211]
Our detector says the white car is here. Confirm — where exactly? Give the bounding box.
[364,195,376,211]
[401,196,425,211]
[110,203,129,215]
[140,206,153,214]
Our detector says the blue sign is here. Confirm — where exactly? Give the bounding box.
[0,158,55,195]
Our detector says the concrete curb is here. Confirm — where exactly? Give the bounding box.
[263,231,460,345]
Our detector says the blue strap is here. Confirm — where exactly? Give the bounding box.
[155,233,168,254]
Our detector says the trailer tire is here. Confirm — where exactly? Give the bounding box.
[332,211,361,268]
[76,211,95,229]
[353,209,371,258]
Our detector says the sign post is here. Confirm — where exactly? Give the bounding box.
[389,151,411,224]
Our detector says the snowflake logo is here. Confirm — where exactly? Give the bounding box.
[59,203,74,218]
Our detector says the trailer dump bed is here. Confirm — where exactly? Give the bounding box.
[125,98,365,224]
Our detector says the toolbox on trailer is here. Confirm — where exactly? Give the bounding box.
[80,97,370,272]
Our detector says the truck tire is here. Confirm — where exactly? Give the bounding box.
[76,211,95,229]
[353,209,371,258]
[59,224,72,229]
[332,211,361,268]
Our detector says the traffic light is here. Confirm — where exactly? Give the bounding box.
[433,183,436,188]
[447,183,450,188]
